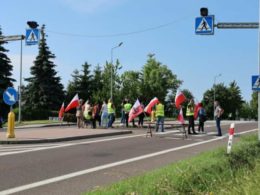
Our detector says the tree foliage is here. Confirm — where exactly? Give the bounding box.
[202,81,244,119]
[0,27,15,118]
[24,25,64,113]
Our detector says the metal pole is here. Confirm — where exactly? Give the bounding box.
[18,38,23,123]
[110,48,113,100]
[257,0,260,141]
[213,76,216,119]
[110,42,123,100]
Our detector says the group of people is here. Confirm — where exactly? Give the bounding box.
[119,98,145,128]
[74,97,224,137]
[186,99,224,136]
[75,99,116,129]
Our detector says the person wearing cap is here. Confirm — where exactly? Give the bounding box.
[155,101,165,132]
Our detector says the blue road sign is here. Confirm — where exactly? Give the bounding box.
[3,87,18,106]
[25,28,39,45]
[252,75,260,91]
[195,15,214,35]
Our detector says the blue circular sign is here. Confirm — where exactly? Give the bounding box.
[3,87,18,106]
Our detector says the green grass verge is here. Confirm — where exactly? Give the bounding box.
[85,134,260,195]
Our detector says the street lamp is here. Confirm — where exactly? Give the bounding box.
[110,42,123,100]
[213,73,222,118]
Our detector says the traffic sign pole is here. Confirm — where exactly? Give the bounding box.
[18,37,23,123]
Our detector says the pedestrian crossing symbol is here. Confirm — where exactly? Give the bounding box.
[25,28,40,45]
[252,75,260,91]
[195,15,214,35]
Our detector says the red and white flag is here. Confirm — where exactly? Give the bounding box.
[177,107,185,124]
[58,102,65,119]
[65,94,79,112]
[194,102,202,120]
[175,90,186,109]
[144,97,159,114]
[128,99,144,122]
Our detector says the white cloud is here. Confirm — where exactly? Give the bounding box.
[59,0,124,14]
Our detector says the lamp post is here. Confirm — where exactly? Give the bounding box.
[110,42,123,100]
[213,73,222,118]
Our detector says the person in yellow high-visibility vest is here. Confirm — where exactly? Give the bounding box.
[186,99,197,134]
[124,99,132,127]
[155,102,165,132]
[107,99,116,128]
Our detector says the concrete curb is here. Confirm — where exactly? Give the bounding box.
[15,123,77,129]
[0,130,132,145]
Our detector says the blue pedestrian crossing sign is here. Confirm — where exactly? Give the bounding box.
[195,15,214,35]
[25,28,40,45]
[3,87,18,106]
[252,75,260,91]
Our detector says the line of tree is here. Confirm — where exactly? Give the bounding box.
[0,25,258,120]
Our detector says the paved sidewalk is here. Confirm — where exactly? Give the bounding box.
[0,126,132,144]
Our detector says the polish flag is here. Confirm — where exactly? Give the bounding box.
[128,99,144,122]
[194,102,202,120]
[58,102,65,119]
[175,90,186,109]
[177,107,185,124]
[65,94,79,112]
[144,97,159,114]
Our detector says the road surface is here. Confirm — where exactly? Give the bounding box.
[0,121,257,195]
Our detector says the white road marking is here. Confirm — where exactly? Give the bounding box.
[0,128,257,195]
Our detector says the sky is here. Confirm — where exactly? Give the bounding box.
[0,0,259,102]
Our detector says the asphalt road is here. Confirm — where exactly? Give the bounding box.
[0,121,257,195]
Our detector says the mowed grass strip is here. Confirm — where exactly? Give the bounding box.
[85,134,260,195]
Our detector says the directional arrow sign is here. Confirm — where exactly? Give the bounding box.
[3,87,18,106]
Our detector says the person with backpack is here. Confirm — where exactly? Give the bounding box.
[197,103,207,133]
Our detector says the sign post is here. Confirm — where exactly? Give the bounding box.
[3,87,18,138]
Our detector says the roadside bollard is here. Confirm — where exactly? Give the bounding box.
[7,111,15,138]
[227,123,235,154]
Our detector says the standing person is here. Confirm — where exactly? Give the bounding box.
[155,101,165,132]
[120,99,126,126]
[101,100,108,128]
[83,100,92,128]
[107,99,116,128]
[92,103,100,129]
[124,99,132,127]
[198,103,206,133]
[138,102,145,128]
[214,101,224,136]
[186,99,197,134]
[76,99,84,128]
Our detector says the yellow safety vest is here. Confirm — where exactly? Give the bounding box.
[156,103,164,117]
[107,102,115,114]
[186,104,194,116]
[124,103,132,113]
